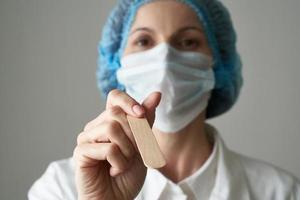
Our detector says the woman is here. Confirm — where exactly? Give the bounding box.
[28,0,300,199]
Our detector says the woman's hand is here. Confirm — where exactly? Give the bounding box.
[73,89,161,200]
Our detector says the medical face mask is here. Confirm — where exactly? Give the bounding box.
[116,43,215,133]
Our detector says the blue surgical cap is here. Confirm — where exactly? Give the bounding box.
[96,0,243,119]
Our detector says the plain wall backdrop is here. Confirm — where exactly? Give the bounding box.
[0,0,299,199]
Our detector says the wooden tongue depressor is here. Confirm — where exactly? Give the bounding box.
[127,115,166,168]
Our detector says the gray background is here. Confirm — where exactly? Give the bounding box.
[0,0,299,199]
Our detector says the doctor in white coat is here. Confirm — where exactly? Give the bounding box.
[28,0,300,199]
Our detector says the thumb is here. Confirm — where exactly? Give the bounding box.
[141,92,161,127]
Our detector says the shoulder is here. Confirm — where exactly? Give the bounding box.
[232,150,300,199]
[206,123,300,199]
[28,157,76,200]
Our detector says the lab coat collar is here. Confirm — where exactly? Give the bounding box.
[142,123,252,200]
[183,125,218,200]
[144,168,168,200]
[206,123,252,200]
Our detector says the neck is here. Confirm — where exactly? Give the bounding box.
[152,111,213,183]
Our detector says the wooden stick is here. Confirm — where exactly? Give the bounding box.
[127,115,166,168]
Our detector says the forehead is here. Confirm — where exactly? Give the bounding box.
[131,0,203,30]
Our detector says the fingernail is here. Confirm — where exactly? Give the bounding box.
[132,105,145,116]
[110,167,121,177]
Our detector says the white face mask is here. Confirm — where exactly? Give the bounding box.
[117,43,215,133]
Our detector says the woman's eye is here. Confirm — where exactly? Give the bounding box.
[135,37,152,48]
[178,39,200,50]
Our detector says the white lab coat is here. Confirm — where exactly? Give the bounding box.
[28,123,300,200]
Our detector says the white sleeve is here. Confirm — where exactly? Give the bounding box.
[28,161,64,200]
[28,158,146,200]
[291,178,300,200]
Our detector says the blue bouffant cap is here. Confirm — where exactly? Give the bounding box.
[96,0,243,119]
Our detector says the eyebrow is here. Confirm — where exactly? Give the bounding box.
[129,26,204,36]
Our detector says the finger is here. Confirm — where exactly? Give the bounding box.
[83,91,160,132]
[105,106,137,151]
[83,104,133,133]
[77,120,136,160]
[79,106,138,153]
[83,112,105,132]
[142,91,162,127]
[106,89,145,117]
[74,143,129,174]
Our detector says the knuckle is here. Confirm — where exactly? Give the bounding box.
[108,143,119,156]
[83,122,91,132]
[106,120,121,133]
[121,95,135,107]
[83,112,105,132]
[108,128,119,139]
[76,132,83,144]
[108,89,136,110]
[108,89,121,100]
[107,106,123,116]
[123,100,134,110]
[73,145,81,158]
